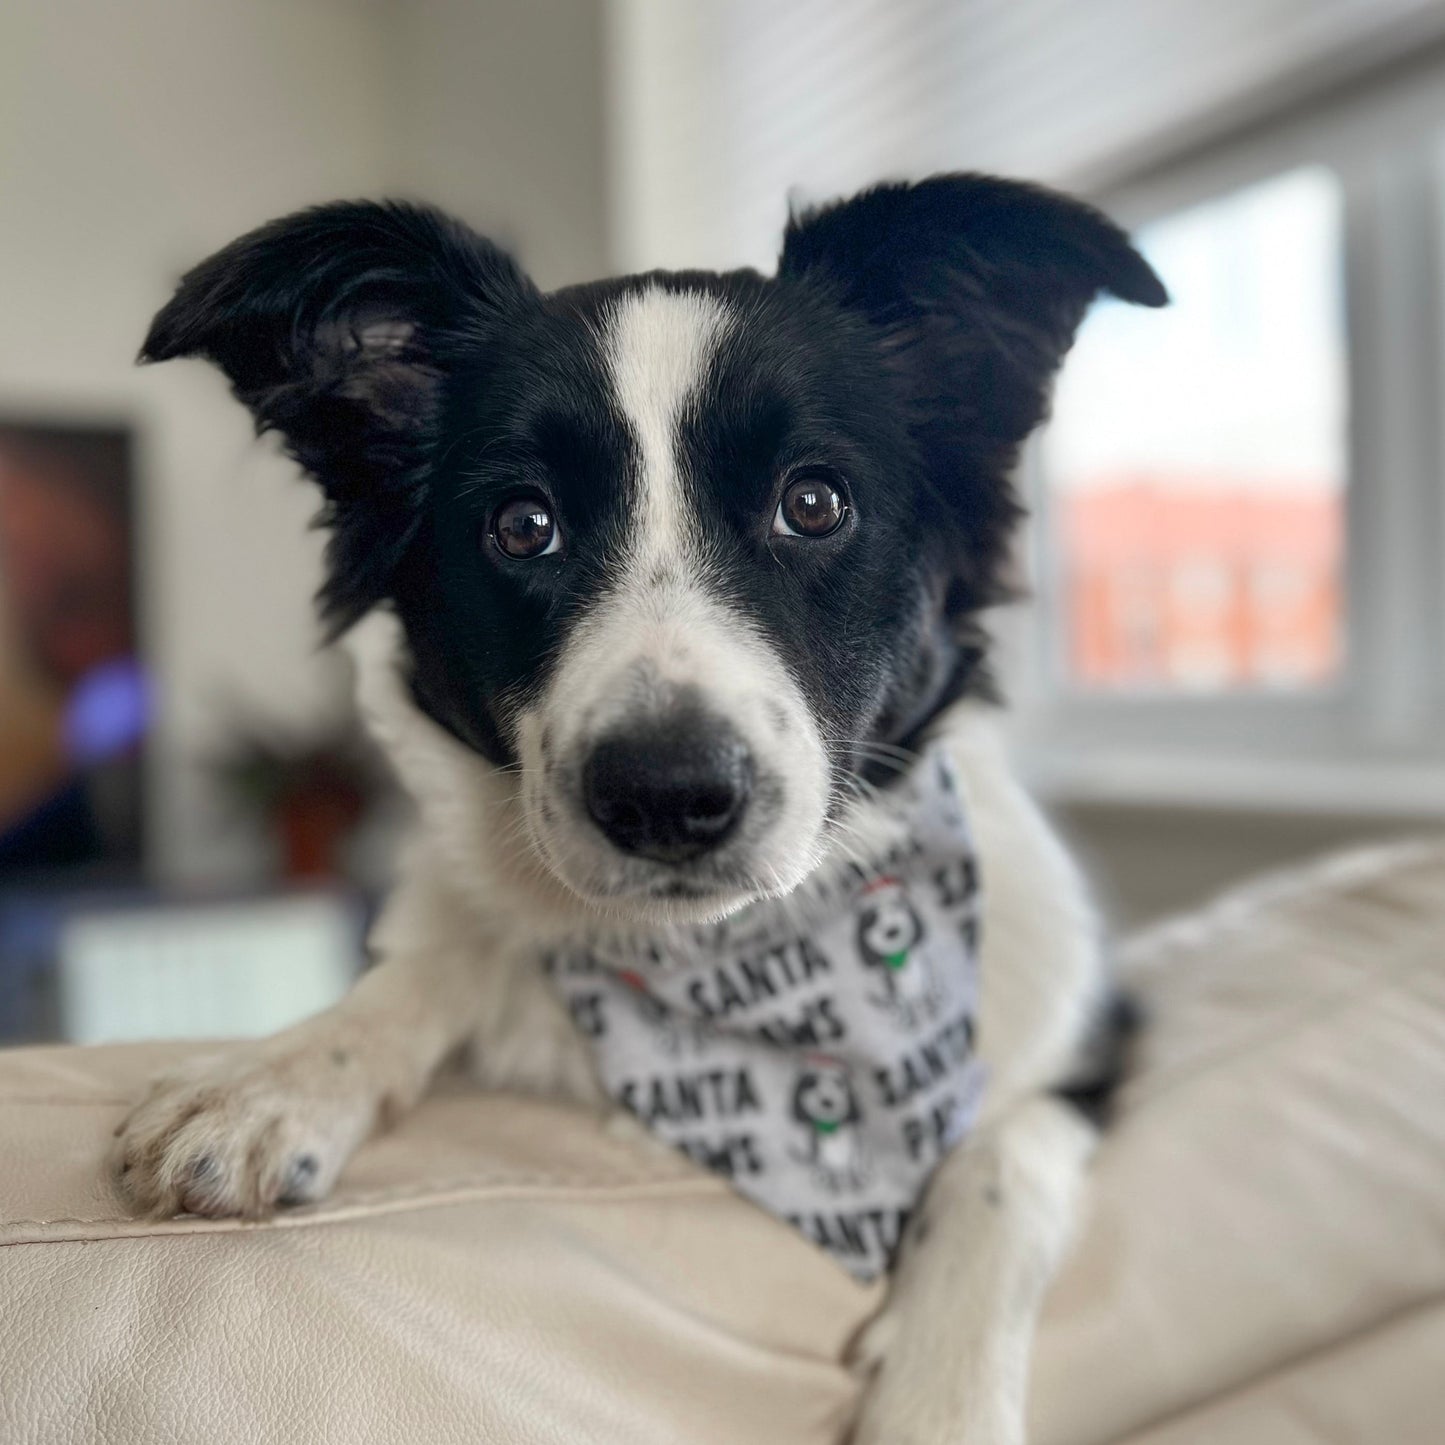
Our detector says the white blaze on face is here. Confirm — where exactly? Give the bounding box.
[513,285,832,917]
[607,286,722,575]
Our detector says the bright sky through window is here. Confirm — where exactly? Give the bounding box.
[1043,168,1347,692]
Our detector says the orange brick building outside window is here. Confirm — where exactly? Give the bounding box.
[1060,478,1343,692]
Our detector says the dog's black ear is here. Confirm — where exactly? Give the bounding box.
[142,201,534,631]
[779,173,1165,612]
[779,173,1165,448]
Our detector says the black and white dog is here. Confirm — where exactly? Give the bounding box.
[116,175,1164,1444]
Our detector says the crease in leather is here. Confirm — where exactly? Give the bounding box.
[0,1094,131,1106]
[2,1171,738,1244]
[1106,1291,1445,1445]
[4,1212,875,1381]
[545,1229,881,1377]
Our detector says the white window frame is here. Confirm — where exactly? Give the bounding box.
[1011,56,1445,816]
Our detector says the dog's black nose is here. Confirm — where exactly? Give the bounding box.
[583,712,753,864]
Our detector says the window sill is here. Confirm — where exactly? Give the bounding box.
[1018,747,1445,818]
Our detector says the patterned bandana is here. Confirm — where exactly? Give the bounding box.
[545,744,986,1281]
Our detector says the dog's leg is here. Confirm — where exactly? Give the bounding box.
[114,919,489,1218]
[849,1094,1095,1445]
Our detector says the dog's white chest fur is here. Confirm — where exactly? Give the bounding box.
[545,745,987,1281]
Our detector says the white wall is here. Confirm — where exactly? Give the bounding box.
[0,0,610,884]
[1057,802,1421,929]
[607,0,1445,272]
[385,0,611,291]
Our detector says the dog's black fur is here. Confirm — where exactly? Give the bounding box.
[142,176,1165,796]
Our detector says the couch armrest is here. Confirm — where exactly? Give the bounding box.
[4,840,1443,1445]
[0,1047,878,1445]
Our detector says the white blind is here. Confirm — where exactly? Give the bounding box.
[608,0,1445,272]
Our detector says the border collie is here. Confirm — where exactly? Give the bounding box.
[115,175,1164,1444]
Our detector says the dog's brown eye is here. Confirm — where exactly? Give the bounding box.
[774,473,849,538]
[492,494,561,560]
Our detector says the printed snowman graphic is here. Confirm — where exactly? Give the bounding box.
[616,970,708,1056]
[790,1056,870,1192]
[856,877,947,1030]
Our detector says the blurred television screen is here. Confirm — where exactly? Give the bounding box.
[0,421,148,880]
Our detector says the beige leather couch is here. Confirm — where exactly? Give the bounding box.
[4,842,1443,1444]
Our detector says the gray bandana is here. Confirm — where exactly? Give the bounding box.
[545,744,985,1280]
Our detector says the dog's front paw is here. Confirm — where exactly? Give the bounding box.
[846,1301,901,1382]
[113,1045,376,1218]
[849,1359,1020,1445]
[847,1303,1020,1445]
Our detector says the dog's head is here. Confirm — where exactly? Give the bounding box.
[142,177,1163,923]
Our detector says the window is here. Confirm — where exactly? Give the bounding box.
[1042,168,1347,695]
[1015,65,1445,808]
